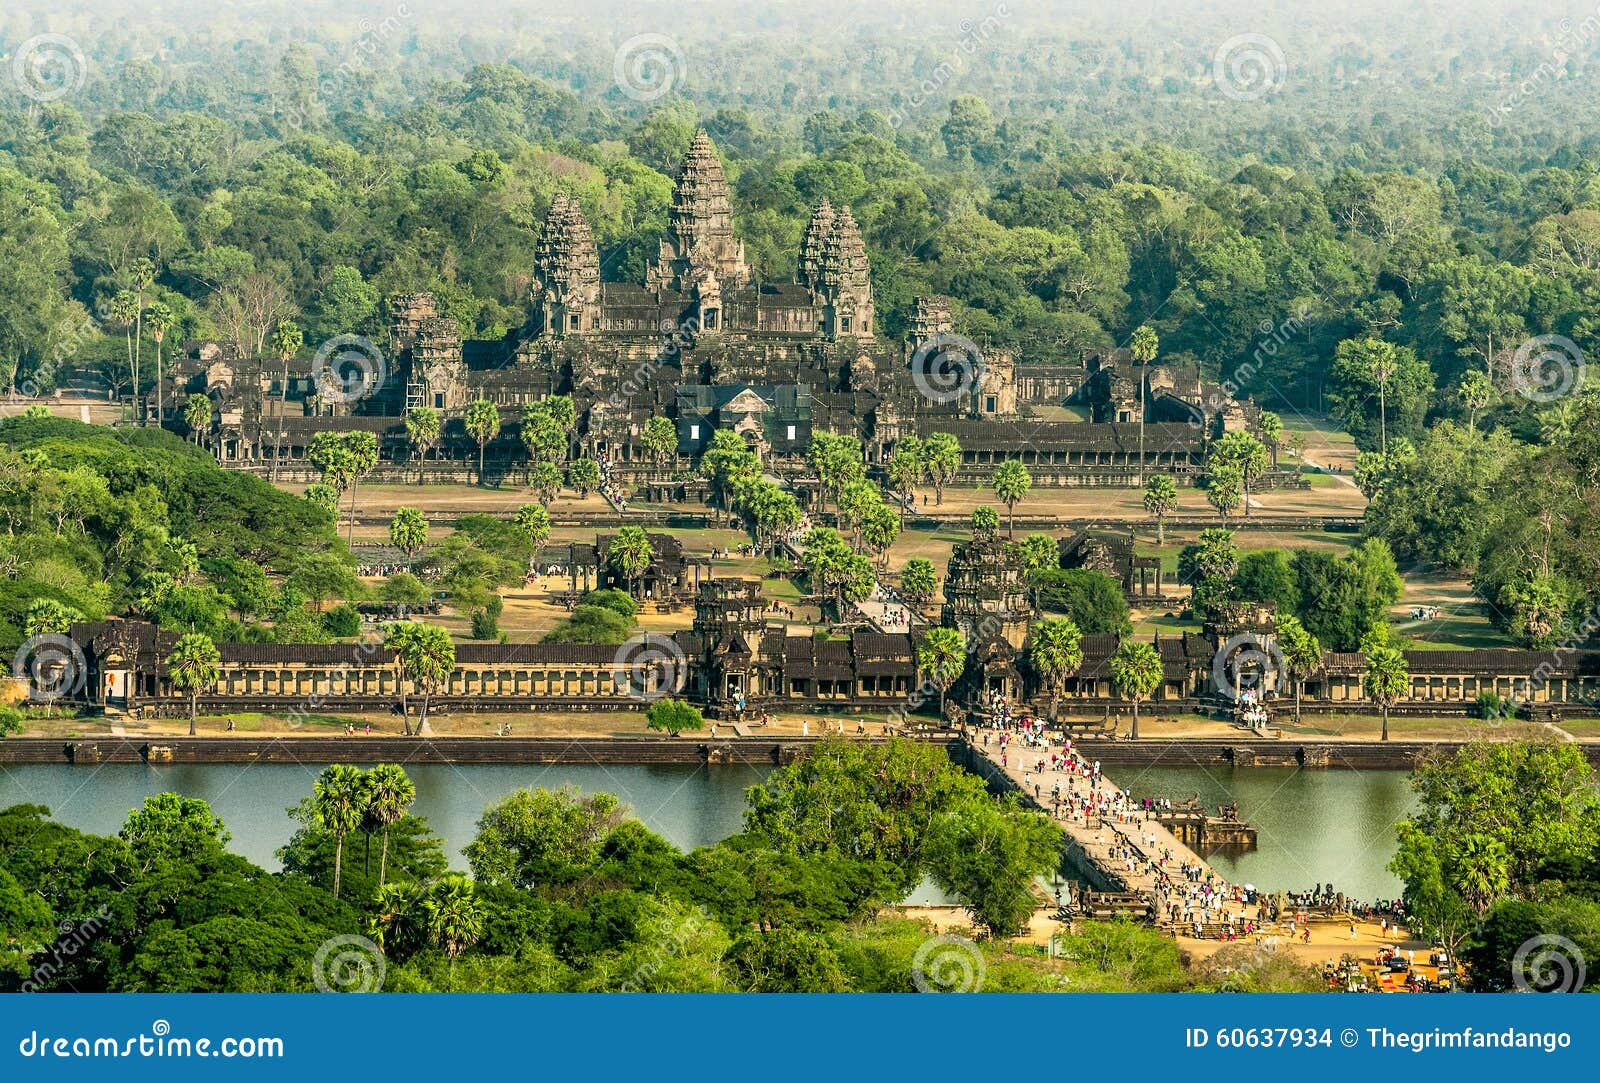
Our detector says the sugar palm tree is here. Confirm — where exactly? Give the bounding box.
[388,506,428,558]
[386,621,455,736]
[312,764,366,900]
[922,431,961,505]
[362,764,416,888]
[1129,324,1158,480]
[109,290,139,412]
[1142,473,1177,545]
[268,320,303,483]
[916,626,966,718]
[405,406,441,483]
[1276,615,1323,725]
[144,301,175,428]
[463,399,501,484]
[131,258,156,423]
[608,526,654,599]
[992,459,1031,537]
[1363,645,1410,742]
[1027,617,1083,720]
[1109,639,1163,740]
[513,503,552,575]
[182,393,212,446]
[425,875,485,974]
[166,632,219,737]
[341,431,380,544]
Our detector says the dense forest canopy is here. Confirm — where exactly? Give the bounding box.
[5,1,1600,642]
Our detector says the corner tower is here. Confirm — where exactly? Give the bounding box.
[531,193,601,338]
[816,204,874,339]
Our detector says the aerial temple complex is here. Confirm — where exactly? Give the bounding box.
[154,131,1273,491]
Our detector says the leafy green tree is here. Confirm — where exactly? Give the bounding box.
[513,504,552,569]
[1030,569,1131,634]
[466,785,629,890]
[728,927,850,992]
[1109,640,1162,739]
[1209,432,1268,518]
[642,416,678,475]
[646,697,705,736]
[1457,370,1493,436]
[304,484,339,517]
[971,506,1000,535]
[565,458,600,497]
[1233,549,1299,612]
[924,793,1063,936]
[166,632,219,737]
[389,506,428,557]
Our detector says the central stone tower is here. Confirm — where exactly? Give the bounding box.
[646,130,752,300]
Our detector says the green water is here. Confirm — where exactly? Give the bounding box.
[1120,765,1419,901]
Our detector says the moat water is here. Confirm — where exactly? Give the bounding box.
[0,762,1416,901]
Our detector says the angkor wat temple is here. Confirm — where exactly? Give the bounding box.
[156,131,1265,489]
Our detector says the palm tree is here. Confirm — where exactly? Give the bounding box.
[131,258,156,423]
[1363,645,1410,742]
[388,622,455,736]
[992,459,1031,537]
[109,290,139,412]
[312,764,366,900]
[1108,639,1163,740]
[916,627,966,717]
[362,764,416,888]
[463,399,501,484]
[388,506,428,558]
[341,431,380,545]
[165,632,219,737]
[145,301,175,428]
[1027,617,1083,720]
[608,526,654,599]
[182,393,212,446]
[1142,474,1177,545]
[268,320,303,483]
[1276,615,1323,725]
[514,503,552,575]
[922,432,961,505]
[642,415,677,482]
[405,406,441,483]
[425,875,485,975]
[1129,324,1158,481]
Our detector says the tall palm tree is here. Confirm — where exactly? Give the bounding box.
[1027,617,1083,720]
[362,764,417,887]
[992,459,1031,537]
[1276,615,1323,725]
[312,764,366,900]
[388,622,455,736]
[165,632,219,736]
[144,301,175,428]
[268,321,303,483]
[1363,645,1410,742]
[1129,324,1158,482]
[915,627,966,718]
[131,259,156,424]
[1108,640,1163,740]
[109,291,139,412]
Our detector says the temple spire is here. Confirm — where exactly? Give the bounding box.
[645,130,750,293]
[798,197,835,291]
